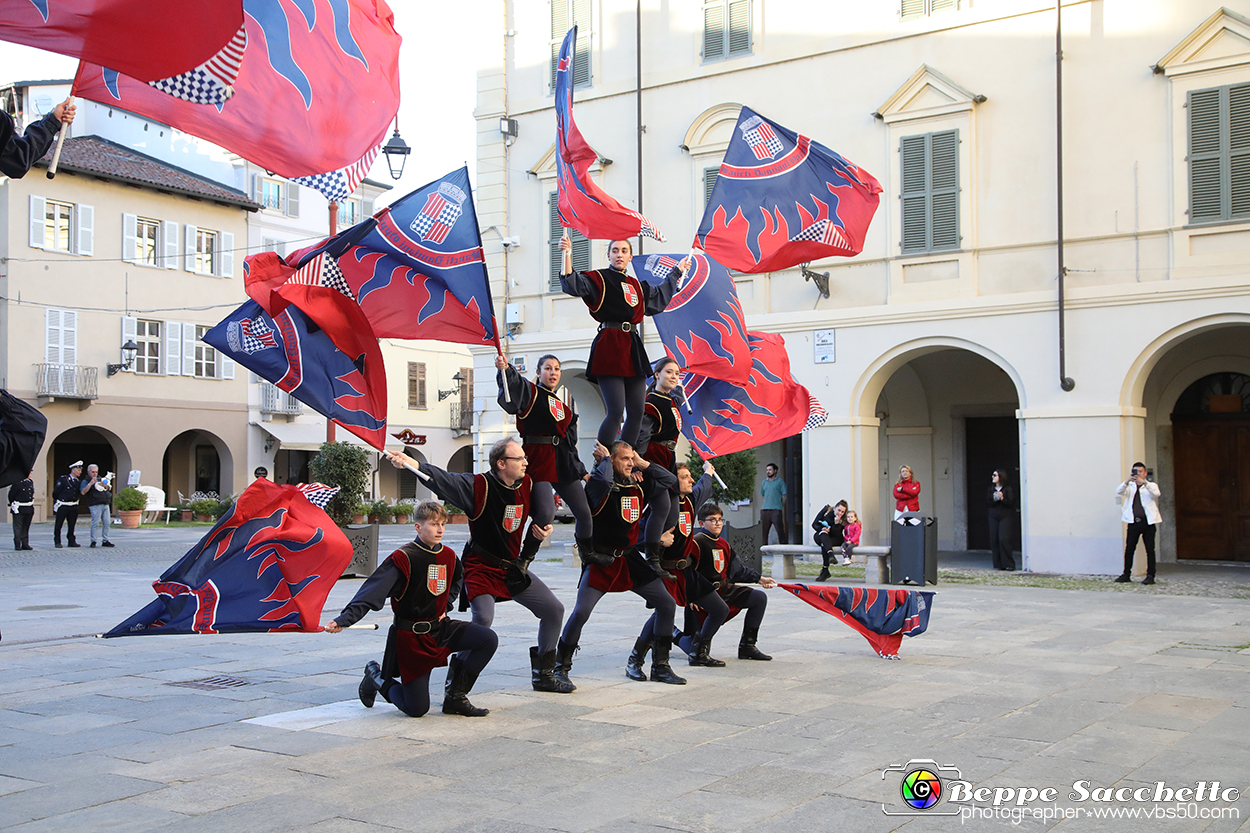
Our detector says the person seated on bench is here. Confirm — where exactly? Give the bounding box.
[812,500,847,582]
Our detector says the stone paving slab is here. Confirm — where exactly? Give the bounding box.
[2,528,1250,831]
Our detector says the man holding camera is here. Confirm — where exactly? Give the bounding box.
[1115,462,1160,585]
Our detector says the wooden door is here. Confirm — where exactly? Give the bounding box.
[1174,419,1250,560]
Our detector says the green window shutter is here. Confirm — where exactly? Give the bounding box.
[703,167,719,206]
[728,0,751,56]
[550,0,568,92]
[900,0,925,20]
[931,0,957,12]
[549,191,590,292]
[1230,84,1250,218]
[930,130,959,250]
[703,1,725,61]
[1189,87,1224,223]
[572,0,591,87]
[900,135,929,253]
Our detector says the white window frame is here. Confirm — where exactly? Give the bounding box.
[702,0,752,63]
[133,318,162,375]
[193,324,217,379]
[183,226,235,277]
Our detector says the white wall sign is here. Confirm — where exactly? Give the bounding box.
[814,329,836,364]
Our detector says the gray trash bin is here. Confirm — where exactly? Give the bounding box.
[890,513,937,586]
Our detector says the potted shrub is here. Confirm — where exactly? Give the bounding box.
[445,502,468,524]
[213,495,235,520]
[353,503,369,525]
[391,502,412,525]
[115,487,147,529]
[309,442,372,527]
[189,498,217,522]
[368,498,390,525]
[180,508,193,522]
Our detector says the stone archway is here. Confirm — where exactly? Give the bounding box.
[162,429,235,502]
[848,339,1024,558]
[45,425,129,515]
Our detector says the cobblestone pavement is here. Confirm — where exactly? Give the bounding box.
[1,524,1248,831]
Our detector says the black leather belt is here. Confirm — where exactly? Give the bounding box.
[394,617,437,634]
[467,544,517,570]
[526,435,560,446]
[598,321,635,332]
[596,547,632,560]
[661,557,691,570]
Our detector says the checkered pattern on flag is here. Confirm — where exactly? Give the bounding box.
[680,330,828,458]
[790,219,851,250]
[295,482,340,510]
[240,317,278,352]
[742,117,783,160]
[147,25,246,104]
[293,146,381,203]
[411,191,463,244]
[286,252,356,302]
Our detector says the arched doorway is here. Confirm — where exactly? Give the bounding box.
[396,447,431,501]
[1129,317,1250,563]
[447,446,473,474]
[1171,373,1250,561]
[854,341,1023,556]
[45,426,128,509]
[163,430,234,501]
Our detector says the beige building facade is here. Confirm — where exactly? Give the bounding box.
[0,135,255,519]
[470,0,1250,573]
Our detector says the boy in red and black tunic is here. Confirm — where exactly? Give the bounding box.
[326,501,497,717]
[687,503,777,663]
[556,440,684,686]
[558,234,688,447]
[626,459,717,679]
[385,440,569,694]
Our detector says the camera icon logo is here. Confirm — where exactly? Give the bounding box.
[881,759,963,816]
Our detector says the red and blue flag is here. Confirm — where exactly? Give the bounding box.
[696,106,882,273]
[633,251,751,385]
[778,584,935,658]
[104,479,353,636]
[681,331,826,458]
[0,0,243,83]
[73,0,401,179]
[555,25,663,242]
[204,283,388,448]
[245,167,501,347]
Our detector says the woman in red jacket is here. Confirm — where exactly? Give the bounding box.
[893,465,920,520]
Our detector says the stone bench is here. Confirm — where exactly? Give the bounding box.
[761,544,892,584]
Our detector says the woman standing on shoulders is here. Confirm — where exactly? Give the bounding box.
[559,233,689,447]
[893,465,920,521]
[495,353,593,566]
[987,470,1016,571]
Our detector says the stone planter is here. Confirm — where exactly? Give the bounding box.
[195,513,212,522]
[352,513,366,525]
[448,514,468,524]
[118,510,143,529]
[392,514,409,525]
[180,509,193,522]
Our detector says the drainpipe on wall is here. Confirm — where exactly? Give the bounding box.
[1056,0,1076,392]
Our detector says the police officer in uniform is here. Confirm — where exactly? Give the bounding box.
[8,471,34,550]
[557,440,683,687]
[52,461,83,548]
[386,439,569,694]
[326,501,498,717]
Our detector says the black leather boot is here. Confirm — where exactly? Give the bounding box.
[577,537,613,567]
[738,626,772,661]
[553,639,578,691]
[688,635,726,667]
[531,646,575,693]
[442,656,489,716]
[625,638,650,681]
[649,636,687,685]
[643,542,675,580]
[816,567,831,582]
[358,660,385,708]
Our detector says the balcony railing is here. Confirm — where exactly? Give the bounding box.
[260,382,303,414]
[450,404,473,432]
[35,364,98,399]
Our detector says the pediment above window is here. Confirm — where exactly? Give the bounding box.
[874,65,984,125]
[528,142,609,181]
[681,103,744,156]
[1156,7,1250,77]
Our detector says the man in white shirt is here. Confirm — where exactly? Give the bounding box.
[1115,462,1161,585]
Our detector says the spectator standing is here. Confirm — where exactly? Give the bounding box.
[52,462,83,548]
[80,464,114,548]
[987,470,1016,571]
[893,465,920,520]
[8,471,34,550]
[760,463,788,545]
[1115,462,1161,586]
